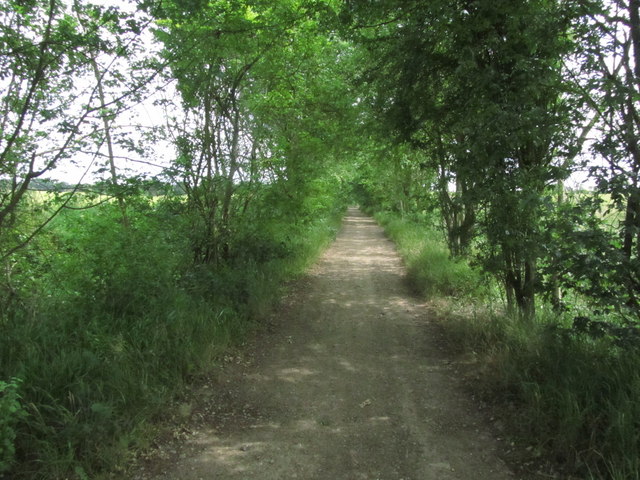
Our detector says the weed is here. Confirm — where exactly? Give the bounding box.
[0,379,24,473]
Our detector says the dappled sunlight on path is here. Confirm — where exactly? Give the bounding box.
[138,207,514,480]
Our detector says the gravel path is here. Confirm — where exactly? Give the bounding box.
[139,207,514,480]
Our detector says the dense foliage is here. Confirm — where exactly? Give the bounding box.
[1,0,639,478]
[0,1,351,477]
[346,1,640,477]
[347,0,639,324]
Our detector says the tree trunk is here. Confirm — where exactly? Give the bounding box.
[521,258,537,320]
[551,180,564,311]
[90,57,129,228]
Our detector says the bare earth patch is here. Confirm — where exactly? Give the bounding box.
[131,208,517,480]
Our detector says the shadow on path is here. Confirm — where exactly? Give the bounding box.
[136,207,514,480]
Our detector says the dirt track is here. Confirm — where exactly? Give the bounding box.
[138,208,514,480]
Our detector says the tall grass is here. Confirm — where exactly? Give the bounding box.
[375,210,640,480]
[374,211,487,299]
[471,315,640,480]
[0,196,343,479]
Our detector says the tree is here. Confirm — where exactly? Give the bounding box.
[544,0,640,321]
[154,0,356,265]
[0,0,158,261]
[343,0,578,318]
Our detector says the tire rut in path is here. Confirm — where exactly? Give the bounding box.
[144,208,514,480]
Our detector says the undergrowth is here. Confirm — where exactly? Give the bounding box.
[375,210,640,480]
[0,197,343,479]
[374,211,487,299]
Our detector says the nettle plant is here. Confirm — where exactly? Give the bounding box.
[0,379,24,473]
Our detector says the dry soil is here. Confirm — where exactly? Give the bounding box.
[135,207,516,480]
